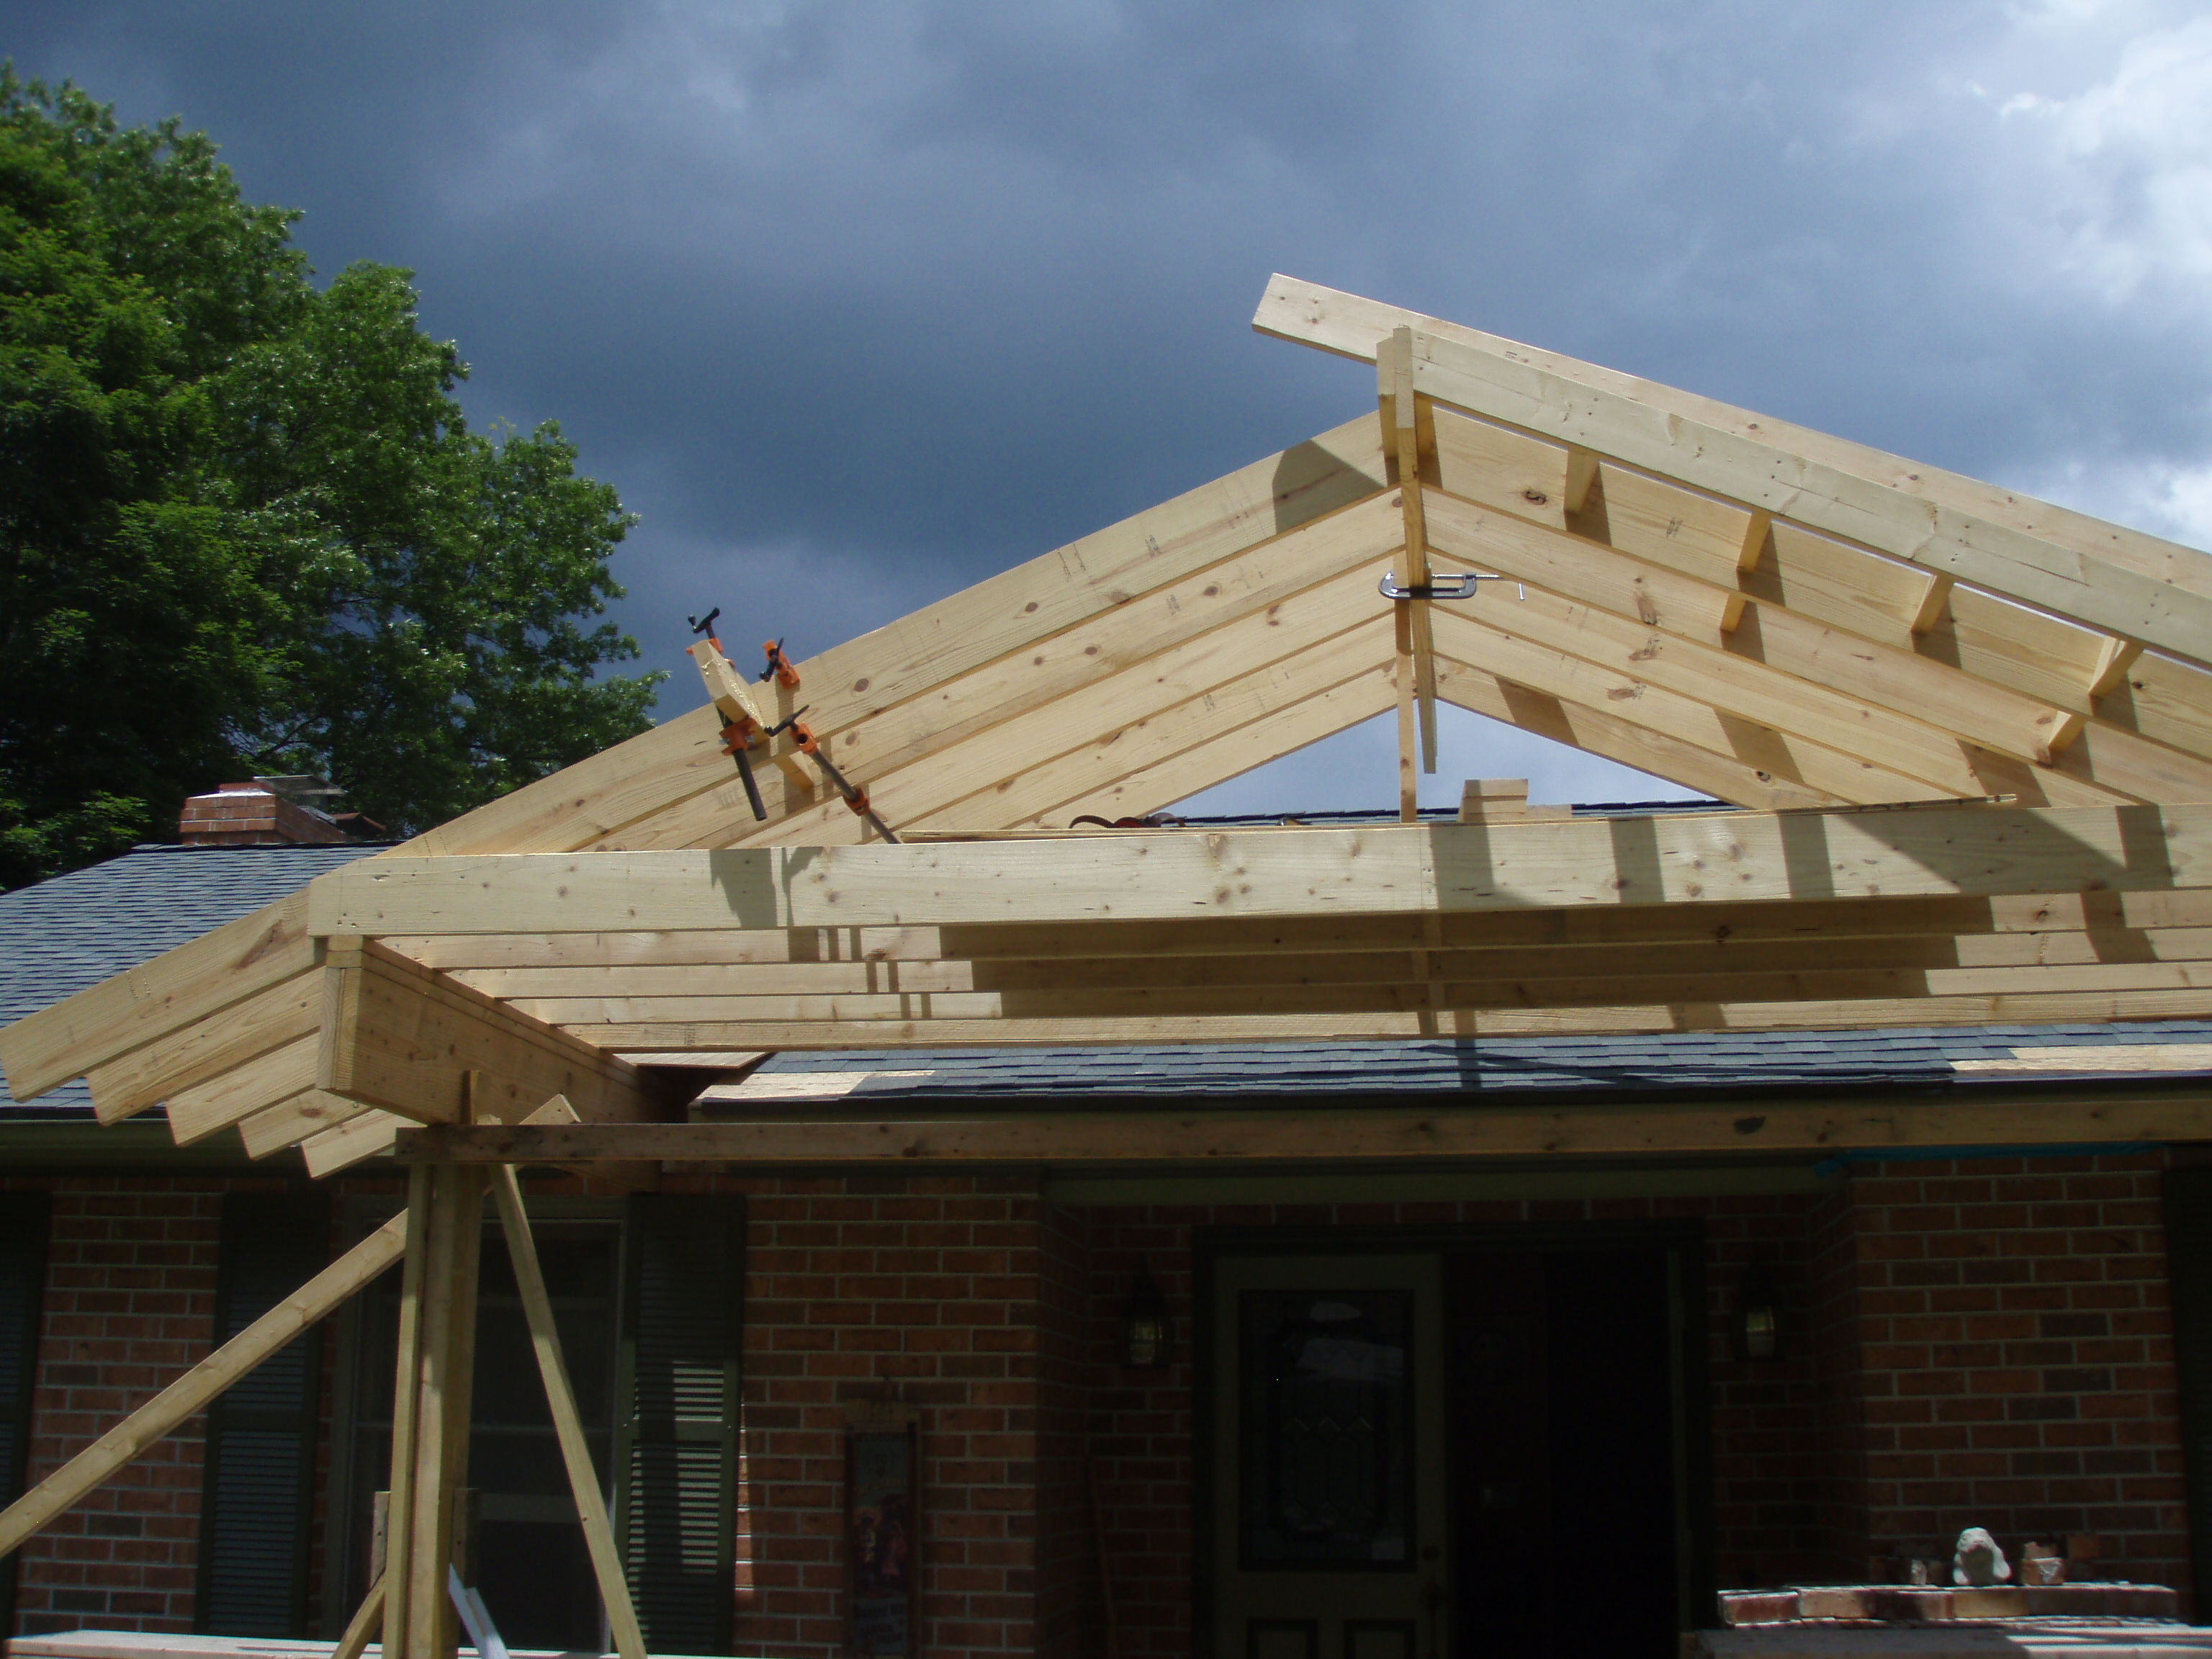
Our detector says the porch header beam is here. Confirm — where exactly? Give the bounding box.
[394,1089,2212,1166]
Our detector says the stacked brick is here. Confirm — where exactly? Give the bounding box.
[7,1182,222,1633]
[176,784,351,847]
[1813,1154,2187,1596]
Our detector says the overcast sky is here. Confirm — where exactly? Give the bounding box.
[10,0,2211,814]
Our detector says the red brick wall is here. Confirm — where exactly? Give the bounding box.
[684,1172,1049,1659]
[1817,1154,2188,1599]
[9,1181,222,1634]
[3,1161,2195,1651]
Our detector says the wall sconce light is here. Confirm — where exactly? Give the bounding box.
[1735,1262,1781,1362]
[1121,1269,1170,1368]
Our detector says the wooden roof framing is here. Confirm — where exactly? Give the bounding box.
[8,275,2212,1174]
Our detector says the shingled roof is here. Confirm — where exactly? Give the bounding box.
[0,843,378,1119]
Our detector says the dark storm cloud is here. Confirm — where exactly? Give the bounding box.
[9,0,2210,809]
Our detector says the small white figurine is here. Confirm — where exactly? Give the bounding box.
[1953,1527,2013,1587]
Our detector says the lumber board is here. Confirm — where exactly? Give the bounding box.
[409,415,1388,860]
[1588,464,1758,589]
[390,886,2212,976]
[0,1210,408,1558]
[302,1110,406,1177]
[2102,655,2212,762]
[1752,520,1938,646]
[379,1170,430,1655]
[1253,275,2212,665]
[1427,483,2133,777]
[506,958,2212,1029]
[164,1033,320,1146]
[634,532,1407,853]
[606,490,1406,850]
[0,893,316,1105]
[1431,405,1570,530]
[758,560,1398,845]
[318,940,652,1126]
[333,1578,385,1659]
[406,1089,2212,1166]
[1419,557,2128,806]
[84,971,321,1125]
[565,984,2212,1051]
[1015,661,1395,827]
[451,924,2212,1002]
[237,1089,375,1161]
[927,613,1394,834]
[1430,651,1853,811]
[1407,329,2212,666]
[1425,608,1952,807]
[1425,485,1739,637]
[306,805,2212,938]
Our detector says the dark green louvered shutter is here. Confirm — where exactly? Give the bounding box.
[616,1195,745,1655]
[2164,1166,2212,1616]
[0,1192,51,1636]
[195,1192,331,1636]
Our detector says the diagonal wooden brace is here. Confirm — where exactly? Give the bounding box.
[0,1210,409,1559]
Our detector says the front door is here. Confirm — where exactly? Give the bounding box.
[1212,1254,1449,1659]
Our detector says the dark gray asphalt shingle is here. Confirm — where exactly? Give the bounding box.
[0,842,379,1116]
[748,1021,2212,1100]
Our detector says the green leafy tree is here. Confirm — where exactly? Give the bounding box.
[0,71,661,887]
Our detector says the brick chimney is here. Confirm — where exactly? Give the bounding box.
[178,777,371,846]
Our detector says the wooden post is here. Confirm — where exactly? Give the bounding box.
[490,1164,649,1659]
[384,1161,486,1659]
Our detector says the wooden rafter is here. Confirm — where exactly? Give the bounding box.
[10,278,2212,1161]
[1255,274,2212,669]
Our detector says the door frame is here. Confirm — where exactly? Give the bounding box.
[1192,1220,1716,1658]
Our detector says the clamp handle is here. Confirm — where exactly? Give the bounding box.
[760,639,801,689]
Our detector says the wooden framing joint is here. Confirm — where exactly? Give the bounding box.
[1382,326,1440,815]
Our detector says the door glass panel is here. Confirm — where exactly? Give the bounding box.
[1238,1287,1413,1568]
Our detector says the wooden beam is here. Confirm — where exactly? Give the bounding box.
[508,958,2212,1032]
[165,1033,319,1146]
[1253,275,2212,667]
[453,923,2212,1002]
[303,1109,408,1178]
[1422,491,2159,800]
[0,1210,408,1558]
[333,1577,385,1659]
[1382,326,1439,796]
[1430,648,1869,811]
[307,805,2212,939]
[403,1089,2212,1165]
[1005,662,1395,830]
[84,971,321,1125]
[238,1089,373,1160]
[380,1172,431,1658]
[397,413,1389,859]
[396,1166,483,1659]
[318,939,653,1127]
[642,521,1407,852]
[1421,557,2128,806]
[487,1167,647,1659]
[568,984,2212,1051]
[395,886,2212,972]
[0,893,316,1105]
